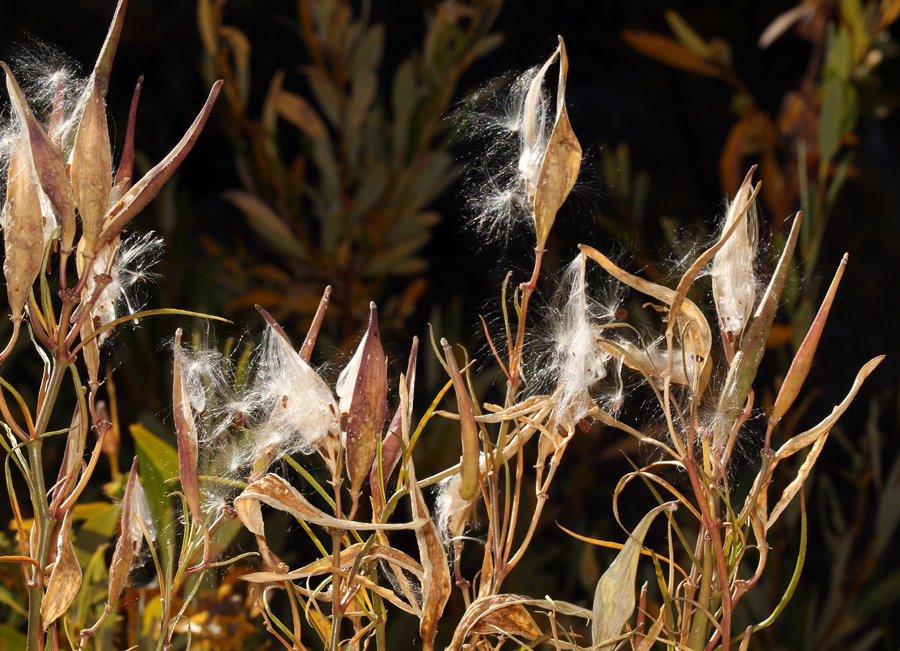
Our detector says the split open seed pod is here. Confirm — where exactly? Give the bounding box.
[337,302,388,512]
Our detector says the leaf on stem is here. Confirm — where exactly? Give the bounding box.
[592,502,677,650]
[234,473,428,531]
[622,30,721,76]
[41,509,81,628]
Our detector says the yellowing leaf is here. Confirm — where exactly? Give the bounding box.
[592,502,676,650]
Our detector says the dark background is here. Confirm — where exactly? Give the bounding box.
[1,1,899,648]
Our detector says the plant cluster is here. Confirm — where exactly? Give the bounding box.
[0,2,885,651]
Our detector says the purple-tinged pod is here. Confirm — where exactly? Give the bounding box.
[97,80,223,254]
[109,76,143,207]
[370,337,418,513]
[107,457,140,608]
[173,328,201,521]
[2,62,76,256]
[338,303,388,513]
[770,254,847,427]
[440,339,480,501]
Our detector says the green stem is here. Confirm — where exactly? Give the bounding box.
[25,360,68,651]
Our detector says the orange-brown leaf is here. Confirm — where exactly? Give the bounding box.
[622,30,721,77]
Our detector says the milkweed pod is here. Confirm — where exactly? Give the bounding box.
[337,303,388,511]
[2,142,45,325]
[711,169,759,346]
[71,71,112,260]
[441,339,480,501]
[2,62,75,255]
[531,36,582,250]
[371,337,418,514]
[107,457,140,607]
[173,328,201,520]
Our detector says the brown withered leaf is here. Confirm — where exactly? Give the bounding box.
[70,71,112,255]
[447,594,590,650]
[471,603,542,638]
[763,355,884,529]
[242,543,424,583]
[234,473,428,532]
[533,36,582,250]
[41,509,81,628]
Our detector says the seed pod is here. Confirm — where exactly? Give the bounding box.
[441,339,480,501]
[2,62,75,255]
[337,303,387,512]
[70,71,112,260]
[370,337,418,514]
[173,328,201,521]
[3,141,45,325]
[107,457,141,608]
[711,169,759,347]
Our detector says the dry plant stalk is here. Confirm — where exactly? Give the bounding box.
[0,7,881,651]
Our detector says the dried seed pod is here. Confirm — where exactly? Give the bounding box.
[530,37,582,250]
[711,169,759,347]
[337,303,388,512]
[2,142,45,326]
[107,457,141,608]
[441,339,481,501]
[2,62,75,255]
[173,328,201,520]
[70,71,112,261]
[370,337,418,514]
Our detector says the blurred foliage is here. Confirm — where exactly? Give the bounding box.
[198,0,503,343]
[618,0,900,348]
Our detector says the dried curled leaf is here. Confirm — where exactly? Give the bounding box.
[41,509,81,628]
[234,473,428,532]
[447,594,589,650]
